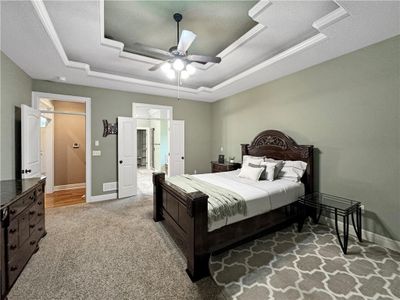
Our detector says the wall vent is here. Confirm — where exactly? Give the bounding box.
[103,182,117,192]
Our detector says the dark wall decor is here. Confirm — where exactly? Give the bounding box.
[102,120,118,137]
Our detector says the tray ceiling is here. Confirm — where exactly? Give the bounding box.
[1,1,399,102]
[104,1,258,57]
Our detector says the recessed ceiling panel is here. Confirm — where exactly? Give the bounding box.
[104,1,258,57]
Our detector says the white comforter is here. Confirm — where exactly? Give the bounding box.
[193,170,304,232]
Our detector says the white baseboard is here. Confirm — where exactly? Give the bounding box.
[87,193,117,203]
[54,183,86,191]
[320,216,400,252]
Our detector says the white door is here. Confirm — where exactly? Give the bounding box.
[118,117,137,198]
[169,120,185,176]
[21,104,41,179]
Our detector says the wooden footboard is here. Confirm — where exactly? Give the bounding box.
[153,172,210,281]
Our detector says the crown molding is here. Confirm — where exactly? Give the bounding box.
[30,0,350,101]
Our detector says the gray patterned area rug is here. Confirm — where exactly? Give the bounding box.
[209,222,400,300]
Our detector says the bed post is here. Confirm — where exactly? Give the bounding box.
[185,191,209,281]
[152,172,165,222]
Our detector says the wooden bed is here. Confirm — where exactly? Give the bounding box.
[153,130,314,281]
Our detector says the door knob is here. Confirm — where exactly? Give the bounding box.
[119,160,123,164]
[181,157,184,160]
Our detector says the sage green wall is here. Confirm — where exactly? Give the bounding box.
[0,51,32,180]
[211,36,400,241]
[31,80,212,196]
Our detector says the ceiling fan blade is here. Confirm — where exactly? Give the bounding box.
[187,54,221,64]
[125,43,173,61]
[177,30,197,53]
[148,63,163,71]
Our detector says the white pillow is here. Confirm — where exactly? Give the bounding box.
[238,165,264,181]
[242,155,264,167]
[265,158,285,179]
[278,160,308,182]
[262,162,277,181]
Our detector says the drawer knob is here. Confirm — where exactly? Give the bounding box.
[29,211,35,215]
[38,213,43,217]
[29,195,34,200]
[38,227,43,231]
[10,209,16,215]
[10,244,17,250]
[38,202,42,205]
[29,224,36,228]
[30,240,36,245]
[10,266,18,271]
[9,228,17,234]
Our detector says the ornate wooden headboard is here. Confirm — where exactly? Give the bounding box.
[241,130,314,194]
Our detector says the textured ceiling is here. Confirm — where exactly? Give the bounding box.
[104,1,257,57]
[1,1,399,101]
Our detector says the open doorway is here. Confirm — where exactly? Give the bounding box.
[133,104,172,195]
[38,98,86,208]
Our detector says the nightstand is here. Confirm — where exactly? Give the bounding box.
[211,161,241,173]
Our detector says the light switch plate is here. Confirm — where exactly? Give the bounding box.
[95,140,99,146]
[92,150,101,156]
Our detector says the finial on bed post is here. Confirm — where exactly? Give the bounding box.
[153,172,165,222]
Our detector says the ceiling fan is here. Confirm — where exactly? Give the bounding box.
[124,13,222,80]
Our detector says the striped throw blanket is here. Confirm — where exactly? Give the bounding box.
[167,175,247,225]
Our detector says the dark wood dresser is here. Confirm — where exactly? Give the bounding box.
[211,161,241,173]
[0,177,46,300]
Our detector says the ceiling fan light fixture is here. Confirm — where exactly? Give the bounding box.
[161,62,171,73]
[166,69,176,80]
[172,58,185,71]
[181,70,189,80]
[186,64,196,75]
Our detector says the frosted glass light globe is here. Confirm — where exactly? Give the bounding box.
[161,62,171,73]
[166,69,175,79]
[186,64,196,75]
[172,59,185,71]
[181,70,189,80]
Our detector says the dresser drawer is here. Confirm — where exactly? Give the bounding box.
[9,190,35,220]
[29,200,44,226]
[7,240,33,287]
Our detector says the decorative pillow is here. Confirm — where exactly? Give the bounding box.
[265,158,284,179]
[278,160,308,182]
[238,164,264,181]
[250,162,276,181]
[242,155,264,167]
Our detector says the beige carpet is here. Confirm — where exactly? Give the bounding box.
[8,176,400,299]
[209,222,400,300]
[8,195,224,300]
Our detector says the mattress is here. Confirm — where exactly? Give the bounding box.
[193,170,304,232]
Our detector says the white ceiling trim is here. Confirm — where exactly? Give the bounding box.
[31,0,203,96]
[98,0,267,72]
[30,0,351,100]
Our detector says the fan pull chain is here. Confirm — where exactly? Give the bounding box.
[177,72,181,101]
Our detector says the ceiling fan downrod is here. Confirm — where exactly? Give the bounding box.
[173,13,182,46]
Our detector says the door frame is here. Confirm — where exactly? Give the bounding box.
[132,103,173,176]
[39,99,54,193]
[32,92,92,202]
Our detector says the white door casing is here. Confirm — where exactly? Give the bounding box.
[21,104,41,178]
[118,117,137,198]
[169,120,185,177]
